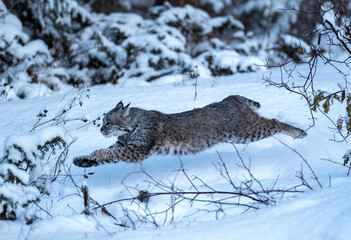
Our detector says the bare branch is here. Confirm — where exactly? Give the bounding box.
[273,136,323,188]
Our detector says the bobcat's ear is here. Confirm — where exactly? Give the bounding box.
[122,102,131,117]
[115,101,124,109]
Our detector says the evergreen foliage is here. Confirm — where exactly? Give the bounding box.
[0,128,66,222]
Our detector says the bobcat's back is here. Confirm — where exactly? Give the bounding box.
[154,95,265,154]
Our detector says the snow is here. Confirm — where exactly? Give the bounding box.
[0,61,350,239]
[4,127,66,164]
[322,2,337,27]
[13,40,50,60]
[205,16,244,35]
[0,0,350,236]
[0,14,28,45]
[0,6,65,101]
[200,0,231,14]
[2,1,269,102]
[280,34,310,54]
[0,164,29,184]
[197,50,265,75]
[0,179,40,222]
[157,4,210,26]
[0,182,39,204]
[2,126,67,199]
[104,13,143,38]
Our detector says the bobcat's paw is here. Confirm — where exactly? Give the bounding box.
[73,155,98,168]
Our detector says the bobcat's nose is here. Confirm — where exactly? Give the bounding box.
[100,125,105,132]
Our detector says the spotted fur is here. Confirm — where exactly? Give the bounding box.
[73,95,306,167]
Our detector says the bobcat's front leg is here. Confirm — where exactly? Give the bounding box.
[73,143,153,168]
[73,148,115,168]
[73,129,156,168]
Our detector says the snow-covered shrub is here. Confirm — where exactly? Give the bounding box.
[68,3,263,84]
[0,0,93,99]
[2,0,268,89]
[120,21,193,81]
[90,0,131,14]
[0,127,66,221]
[198,50,264,76]
[199,0,232,15]
[148,4,264,77]
[0,164,40,223]
[153,3,210,53]
[236,0,321,63]
[0,2,71,101]
[5,0,92,57]
[238,0,277,35]
[152,4,245,54]
[2,127,67,195]
[69,13,138,84]
[276,34,310,62]
[69,9,192,84]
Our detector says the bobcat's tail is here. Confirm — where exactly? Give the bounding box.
[278,121,307,139]
[245,98,261,110]
[237,95,261,110]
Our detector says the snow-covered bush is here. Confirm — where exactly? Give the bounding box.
[148,4,264,76]
[120,20,192,81]
[199,50,264,76]
[3,0,325,96]
[199,0,232,15]
[276,34,310,62]
[152,4,244,55]
[90,0,131,14]
[0,164,40,223]
[6,0,92,57]
[0,2,71,101]
[69,9,191,84]
[67,3,264,85]
[0,126,67,222]
[237,0,313,63]
[0,0,95,100]
[2,127,67,195]
[68,13,139,84]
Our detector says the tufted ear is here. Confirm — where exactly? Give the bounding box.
[115,101,124,109]
[122,102,131,117]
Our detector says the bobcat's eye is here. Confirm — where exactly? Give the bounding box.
[105,122,110,126]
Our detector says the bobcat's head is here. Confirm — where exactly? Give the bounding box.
[100,101,133,138]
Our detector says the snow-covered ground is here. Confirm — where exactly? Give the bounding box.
[1,63,350,240]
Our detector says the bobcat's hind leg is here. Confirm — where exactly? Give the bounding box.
[277,120,307,139]
[239,118,306,143]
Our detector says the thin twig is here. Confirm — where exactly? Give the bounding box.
[273,136,323,188]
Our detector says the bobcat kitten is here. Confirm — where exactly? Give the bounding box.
[73,95,306,167]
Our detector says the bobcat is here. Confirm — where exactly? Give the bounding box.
[73,95,306,167]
